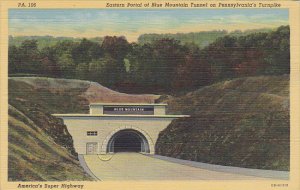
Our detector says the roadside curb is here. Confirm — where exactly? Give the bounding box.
[78,155,101,181]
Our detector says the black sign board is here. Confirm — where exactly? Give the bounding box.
[103,106,154,115]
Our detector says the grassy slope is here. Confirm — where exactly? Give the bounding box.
[8,79,92,181]
[8,105,92,181]
[156,75,289,171]
[10,77,159,105]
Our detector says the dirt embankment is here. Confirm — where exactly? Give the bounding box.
[156,75,290,171]
[10,77,160,107]
[8,104,93,181]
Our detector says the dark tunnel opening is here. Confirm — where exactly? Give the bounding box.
[113,131,142,152]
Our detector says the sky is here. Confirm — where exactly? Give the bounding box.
[9,9,289,42]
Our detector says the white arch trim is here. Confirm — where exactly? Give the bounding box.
[101,126,155,154]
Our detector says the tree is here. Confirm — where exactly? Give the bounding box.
[72,38,103,64]
[173,45,213,91]
[17,40,41,74]
[88,55,124,87]
[39,57,61,77]
[8,45,20,74]
[100,36,130,87]
[101,36,131,61]
[57,53,76,77]
[127,43,155,85]
[127,39,183,92]
[76,63,89,80]
[263,26,290,75]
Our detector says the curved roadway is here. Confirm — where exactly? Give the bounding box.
[81,153,289,181]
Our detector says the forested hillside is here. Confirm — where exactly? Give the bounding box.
[9,26,289,94]
[156,75,289,171]
[138,28,272,48]
[9,36,103,49]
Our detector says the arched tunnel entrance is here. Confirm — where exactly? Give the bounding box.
[107,129,150,153]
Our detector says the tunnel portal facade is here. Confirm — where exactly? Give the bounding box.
[53,103,188,155]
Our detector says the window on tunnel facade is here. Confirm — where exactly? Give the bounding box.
[87,131,98,136]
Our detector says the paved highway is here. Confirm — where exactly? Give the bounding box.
[82,153,283,181]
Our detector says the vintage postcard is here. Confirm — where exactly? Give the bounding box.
[0,0,299,190]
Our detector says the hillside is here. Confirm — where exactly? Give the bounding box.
[138,28,273,48]
[9,26,288,95]
[8,77,159,181]
[156,75,289,171]
[9,36,104,49]
[8,78,92,181]
[9,77,159,113]
[8,105,92,181]
[9,28,272,49]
